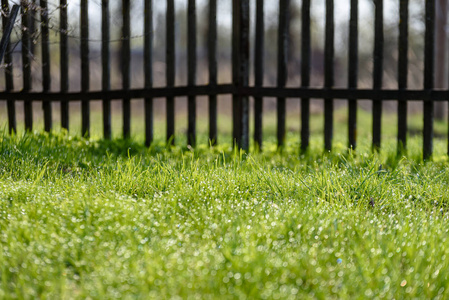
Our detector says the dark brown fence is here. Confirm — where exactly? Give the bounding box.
[0,0,447,159]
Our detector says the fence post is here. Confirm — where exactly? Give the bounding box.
[232,0,249,151]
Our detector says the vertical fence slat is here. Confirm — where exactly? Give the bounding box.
[81,0,89,137]
[423,0,435,159]
[144,0,153,147]
[102,0,111,139]
[41,0,51,132]
[30,0,36,56]
[2,0,16,133]
[166,0,175,145]
[208,0,217,145]
[348,0,358,149]
[277,0,289,148]
[372,0,383,150]
[60,0,69,130]
[187,0,196,147]
[21,0,32,131]
[239,0,250,150]
[398,0,408,152]
[232,0,240,146]
[324,0,334,151]
[232,0,249,150]
[122,0,131,139]
[301,0,311,152]
[254,0,264,149]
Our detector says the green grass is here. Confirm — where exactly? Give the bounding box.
[1,110,449,298]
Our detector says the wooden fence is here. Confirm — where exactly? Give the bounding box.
[0,0,446,159]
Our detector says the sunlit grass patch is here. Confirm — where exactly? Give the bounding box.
[0,112,448,298]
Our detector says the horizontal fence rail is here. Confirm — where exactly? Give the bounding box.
[0,0,447,160]
[0,87,448,102]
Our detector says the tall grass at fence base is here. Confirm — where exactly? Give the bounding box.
[0,126,449,298]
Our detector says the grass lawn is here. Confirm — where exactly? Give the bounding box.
[1,109,449,298]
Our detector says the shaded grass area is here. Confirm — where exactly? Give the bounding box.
[0,110,449,298]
